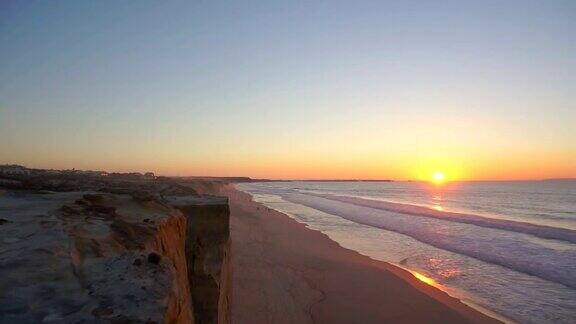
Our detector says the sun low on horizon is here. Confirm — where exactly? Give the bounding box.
[432,171,446,185]
[409,156,469,184]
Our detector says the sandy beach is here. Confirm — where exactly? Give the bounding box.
[207,183,499,324]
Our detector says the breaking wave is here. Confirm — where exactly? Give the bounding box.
[282,192,576,289]
[309,193,576,244]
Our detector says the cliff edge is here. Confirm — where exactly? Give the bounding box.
[0,188,230,323]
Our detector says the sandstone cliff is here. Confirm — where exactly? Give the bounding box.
[0,189,230,323]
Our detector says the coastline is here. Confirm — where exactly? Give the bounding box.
[203,182,501,323]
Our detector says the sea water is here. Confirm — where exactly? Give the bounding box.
[237,181,576,324]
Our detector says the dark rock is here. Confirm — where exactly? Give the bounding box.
[132,191,156,202]
[110,315,137,324]
[92,306,114,317]
[110,220,149,250]
[0,218,9,225]
[83,194,104,203]
[147,253,161,265]
[60,205,80,215]
[133,259,142,266]
[75,199,88,205]
[87,205,116,215]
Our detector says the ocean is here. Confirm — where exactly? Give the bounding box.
[237,180,576,324]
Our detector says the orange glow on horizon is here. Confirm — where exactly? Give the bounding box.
[10,145,575,181]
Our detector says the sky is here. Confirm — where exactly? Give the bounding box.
[1,0,575,180]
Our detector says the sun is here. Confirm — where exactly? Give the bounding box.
[432,171,445,184]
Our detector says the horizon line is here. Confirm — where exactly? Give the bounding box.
[1,164,574,182]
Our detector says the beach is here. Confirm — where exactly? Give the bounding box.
[207,183,499,323]
[2,1,574,323]
[236,180,576,323]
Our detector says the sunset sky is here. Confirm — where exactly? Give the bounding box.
[1,1,575,180]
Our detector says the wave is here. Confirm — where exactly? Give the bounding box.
[281,192,576,289]
[307,193,576,244]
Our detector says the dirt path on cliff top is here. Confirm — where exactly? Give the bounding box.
[204,183,500,324]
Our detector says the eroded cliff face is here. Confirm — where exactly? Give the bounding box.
[0,189,230,323]
[167,197,231,324]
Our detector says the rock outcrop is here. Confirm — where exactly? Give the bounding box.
[0,188,230,323]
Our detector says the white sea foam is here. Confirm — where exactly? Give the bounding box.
[310,193,576,244]
[282,192,576,289]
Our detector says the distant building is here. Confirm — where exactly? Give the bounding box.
[0,165,30,175]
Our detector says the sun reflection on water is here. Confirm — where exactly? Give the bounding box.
[439,268,462,278]
[428,257,462,279]
[412,271,436,286]
[430,191,445,212]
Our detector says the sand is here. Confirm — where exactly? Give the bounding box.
[215,184,500,324]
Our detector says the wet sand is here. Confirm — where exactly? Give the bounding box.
[217,184,500,323]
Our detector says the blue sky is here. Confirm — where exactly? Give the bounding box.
[1,1,575,179]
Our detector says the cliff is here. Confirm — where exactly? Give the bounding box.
[167,197,231,324]
[0,189,230,323]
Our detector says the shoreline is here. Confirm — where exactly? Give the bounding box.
[399,267,512,324]
[204,182,501,323]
